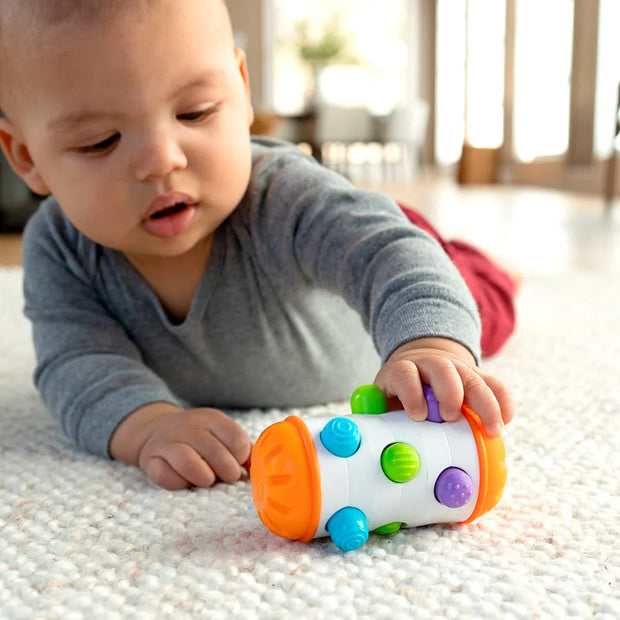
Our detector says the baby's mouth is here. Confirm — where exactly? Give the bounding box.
[143,199,197,238]
[150,202,189,220]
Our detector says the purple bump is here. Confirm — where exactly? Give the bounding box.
[423,385,443,423]
[434,467,474,508]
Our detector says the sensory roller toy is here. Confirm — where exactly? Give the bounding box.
[250,384,507,551]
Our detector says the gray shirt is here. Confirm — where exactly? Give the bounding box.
[22,137,481,458]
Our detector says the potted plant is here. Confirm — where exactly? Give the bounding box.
[295,16,357,108]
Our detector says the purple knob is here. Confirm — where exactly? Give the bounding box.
[423,385,443,423]
[434,467,474,508]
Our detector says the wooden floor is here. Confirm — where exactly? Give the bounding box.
[358,177,620,275]
[0,234,22,266]
[1,178,619,273]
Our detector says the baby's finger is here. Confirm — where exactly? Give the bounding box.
[478,372,515,425]
[412,357,464,422]
[375,359,426,420]
[142,454,194,490]
[191,432,244,484]
[204,409,253,465]
[160,443,218,488]
[242,446,253,472]
[457,368,503,435]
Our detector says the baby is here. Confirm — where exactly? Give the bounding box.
[0,0,515,489]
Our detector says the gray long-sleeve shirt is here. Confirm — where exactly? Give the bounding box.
[22,137,481,458]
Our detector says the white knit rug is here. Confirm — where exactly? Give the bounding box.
[1,266,618,619]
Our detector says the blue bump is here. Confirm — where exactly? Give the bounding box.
[326,507,369,551]
[320,417,361,457]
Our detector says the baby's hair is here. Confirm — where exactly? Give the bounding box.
[0,0,168,110]
[0,0,229,115]
[1,0,154,26]
[0,0,225,31]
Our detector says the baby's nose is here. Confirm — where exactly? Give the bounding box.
[134,132,188,182]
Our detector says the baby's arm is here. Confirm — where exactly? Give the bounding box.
[375,337,514,436]
[110,403,252,489]
[258,154,511,432]
[21,204,253,478]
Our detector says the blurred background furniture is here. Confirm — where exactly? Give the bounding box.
[313,105,374,176]
[373,102,430,179]
[0,156,38,232]
[604,83,620,214]
[270,100,429,181]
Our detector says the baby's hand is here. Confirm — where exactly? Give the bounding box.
[110,403,252,489]
[374,337,514,436]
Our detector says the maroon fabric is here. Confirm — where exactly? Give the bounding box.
[397,202,516,357]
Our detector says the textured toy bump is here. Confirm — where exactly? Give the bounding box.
[250,385,507,551]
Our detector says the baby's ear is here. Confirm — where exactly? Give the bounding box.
[0,117,50,195]
[234,47,254,127]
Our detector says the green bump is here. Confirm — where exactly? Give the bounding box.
[373,521,404,535]
[350,385,388,415]
[381,442,421,483]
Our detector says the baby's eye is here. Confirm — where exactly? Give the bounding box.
[177,106,218,123]
[77,133,120,154]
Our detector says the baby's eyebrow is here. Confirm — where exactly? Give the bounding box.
[46,70,226,133]
[175,69,226,95]
[47,111,119,133]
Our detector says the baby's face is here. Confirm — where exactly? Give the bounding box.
[1,0,253,261]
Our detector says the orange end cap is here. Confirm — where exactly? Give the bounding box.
[250,416,321,542]
[461,405,507,524]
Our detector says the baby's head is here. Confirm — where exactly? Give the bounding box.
[0,0,254,262]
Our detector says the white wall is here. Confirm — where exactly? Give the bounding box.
[225,0,272,110]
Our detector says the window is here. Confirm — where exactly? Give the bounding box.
[436,0,575,165]
[435,0,506,165]
[464,0,506,150]
[512,0,574,162]
[594,0,620,158]
[435,0,466,164]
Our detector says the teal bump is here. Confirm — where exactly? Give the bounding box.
[326,506,369,552]
[320,417,361,457]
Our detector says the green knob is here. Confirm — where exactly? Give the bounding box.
[381,442,421,483]
[350,385,387,415]
[373,521,404,535]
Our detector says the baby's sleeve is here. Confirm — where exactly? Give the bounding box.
[250,151,482,362]
[22,206,177,458]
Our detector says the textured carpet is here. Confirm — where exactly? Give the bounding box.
[0,266,618,619]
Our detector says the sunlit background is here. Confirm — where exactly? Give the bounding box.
[1,0,619,235]
[273,0,408,115]
[265,0,619,169]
